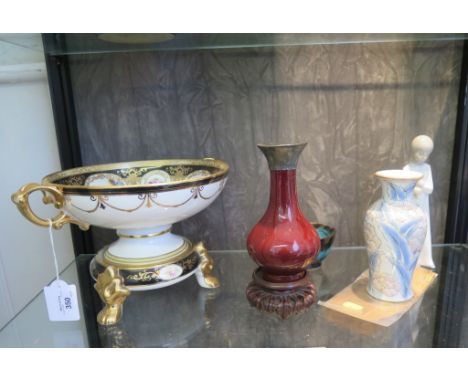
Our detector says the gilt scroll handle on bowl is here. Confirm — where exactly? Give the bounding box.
[11,182,89,230]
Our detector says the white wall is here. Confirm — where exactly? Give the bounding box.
[0,34,75,329]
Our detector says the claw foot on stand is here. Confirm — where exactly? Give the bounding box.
[94,265,131,325]
[193,242,220,289]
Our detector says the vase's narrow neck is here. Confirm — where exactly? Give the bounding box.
[268,169,299,212]
[381,179,417,202]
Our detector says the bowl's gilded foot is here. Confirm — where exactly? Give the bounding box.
[245,268,316,319]
[90,241,219,325]
[94,266,131,326]
[193,242,220,288]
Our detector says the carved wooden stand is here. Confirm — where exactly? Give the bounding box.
[246,268,316,319]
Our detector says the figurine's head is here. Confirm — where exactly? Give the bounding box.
[411,135,433,163]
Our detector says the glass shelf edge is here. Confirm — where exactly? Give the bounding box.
[44,33,468,57]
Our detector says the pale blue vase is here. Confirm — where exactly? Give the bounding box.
[363,170,427,302]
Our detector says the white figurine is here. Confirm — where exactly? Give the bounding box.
[403,135,434,269]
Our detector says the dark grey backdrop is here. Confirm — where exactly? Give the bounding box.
[67,40,463,251]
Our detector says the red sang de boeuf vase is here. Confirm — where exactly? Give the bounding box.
[246,143,320,285]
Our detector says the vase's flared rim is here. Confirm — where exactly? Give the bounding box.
[375,169,423,181]
[257,143,307,170]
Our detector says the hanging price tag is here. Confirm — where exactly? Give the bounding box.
[42,219,81,322]
[44,279,80,321]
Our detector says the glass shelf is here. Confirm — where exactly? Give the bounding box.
[1,244,467,347]
[0,258,89,347]
[43,33,468,57]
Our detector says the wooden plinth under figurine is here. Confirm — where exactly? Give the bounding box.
[246,268,316,319]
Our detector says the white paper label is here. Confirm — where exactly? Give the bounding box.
[44,280,80,321]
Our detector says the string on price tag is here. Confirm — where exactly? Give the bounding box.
[43,219,80,321]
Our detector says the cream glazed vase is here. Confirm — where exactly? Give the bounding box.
[363,170,427,302]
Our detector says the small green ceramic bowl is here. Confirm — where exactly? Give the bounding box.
[310,223,336,268]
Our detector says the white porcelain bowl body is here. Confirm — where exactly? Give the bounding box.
[12,159,229,260]
[63,178,226,230]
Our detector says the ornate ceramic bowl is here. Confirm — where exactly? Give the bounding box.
[310,223,336,268]
[12,159,229,281]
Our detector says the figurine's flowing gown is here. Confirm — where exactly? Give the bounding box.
[403,162,434,268]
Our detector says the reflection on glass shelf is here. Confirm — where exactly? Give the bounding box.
[97,246,453,348]
[44,33,468,56]
[2,245,467,347]
[0,259,88,348]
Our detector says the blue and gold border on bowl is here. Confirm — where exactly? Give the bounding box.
[91,249,200,288]
[42,158,229,195]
